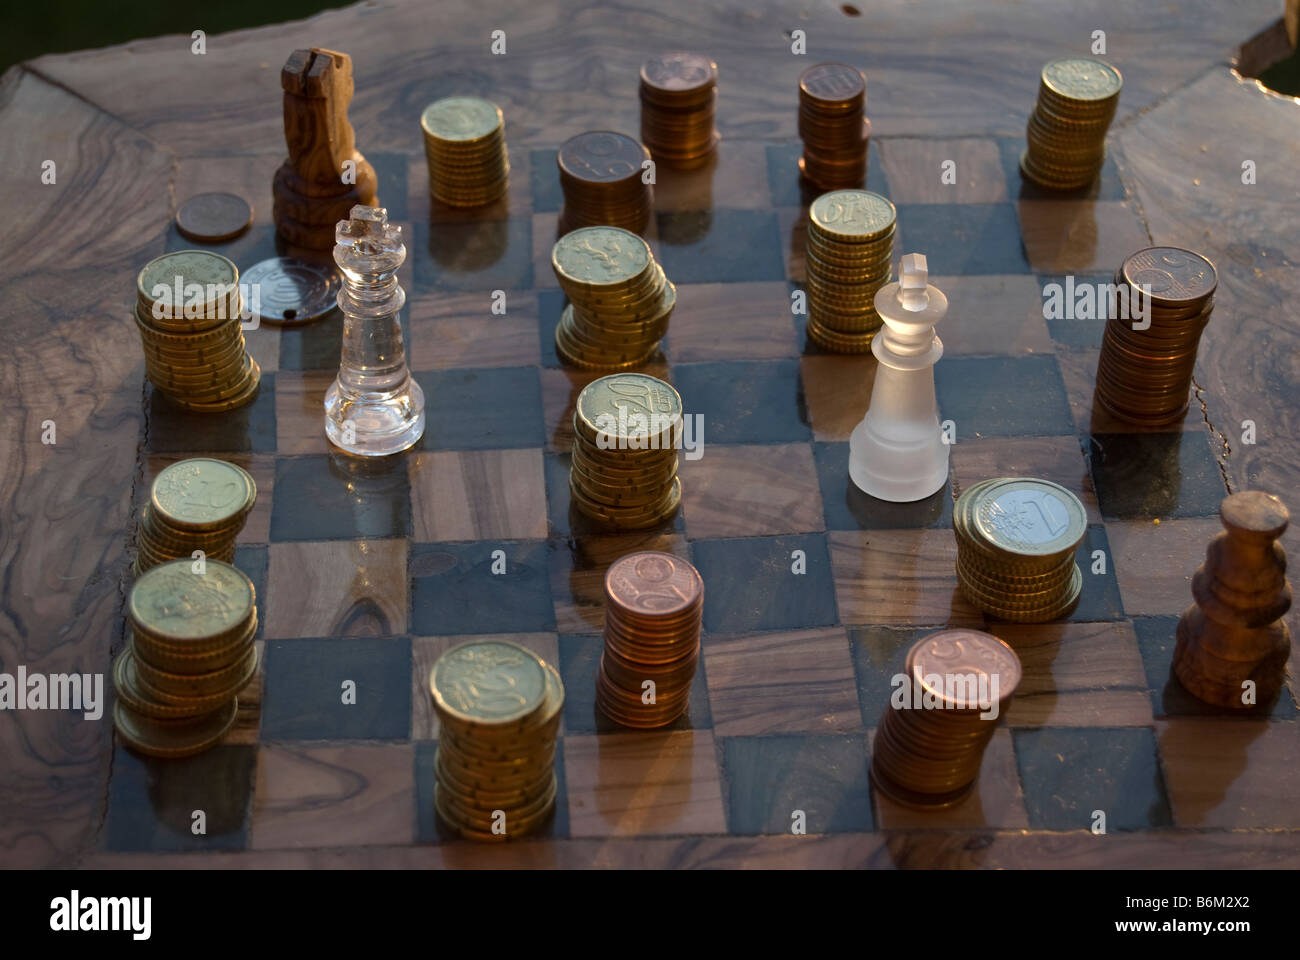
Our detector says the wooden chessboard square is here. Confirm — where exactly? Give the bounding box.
[1087,432,1227,520]
[407,289,541,371]
[703,627,862,736]
[1017,200,1150,274]
[665,282,799,362]
[847,625,937,726]
[1036,272,1110,349]
[279,312,344,372]
[878,138,1009,204]
[250,743,416,849]
[172,153,278,246]
[272,370,333,456]
[777,206,808,282]
[830,529,983,627]
[140,453,274,544]
[1053,346,1203,434]
[672,359,810,444]
[414,365,545,450]
[935,354,1074,438]
[721,734,873,834]
[406,151,533,224]
[894,203,1031,276]
[996,138,1128,203]
[242,322,281,376]
[265,539,408,638]
[1105,517,1221,616]
[679,442,824,539]
[410,448,548,542]
[693,534,839,634]
[764,142,888,209]
[409,539,554,635]
[562,730,727,837]
[547,532,690,635]
[930,274,1054,355]
[655,209,786,284]
[528,149,563,213]
[269,454,410,542]
[538,360,671,453]
[411,633,561,740]
[800,354,876,442]
[146,375,277,454]
[653,139,772,211]
[263,636,411,740]
[410,218,533,293]
[949,434,1100,524]
[543,452,685,539]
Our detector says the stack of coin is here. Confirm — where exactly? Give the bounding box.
[552,226,676,370]
[557,131,654,235]
[1021,57,1122,190]
[954,478,1088,623]
[135,250,261,412]
[871,629,1021,808]
[1095,246,1217,426]
[596,551,703,728]
[639,52,720,169]
[569,373,682,530]
[805,189,896,353]
[136,458,256,575]
[113,559,258,759]
[420,96,510,207]
[430,640,564,842]
[798,62,870,190]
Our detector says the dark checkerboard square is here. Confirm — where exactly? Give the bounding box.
[410,540,555,635]
[935,355,1073,438]
[146,375,277,454]
[279,311,343,371]
[1014,726,1173,830]
[655,209,785,284]
[530,148,562,213]
[1088,432,1226,520]
[1037,273,1112,349]
[105,745,255,851]
[672,359,810,444]
[557,633,712,734]
[262,636,412,741]
[813,442,953,530]
[371,152,410,221]
[411,219,533,292]
[543,453,685,538]
[997,138,1127,203]
[847,626,930,727]
[894,203,1030,276]
[234,545,267,640]
[1132,616,1297,719]
[721,734,873,835]
[764,142,889,207]
[538,289,565,368]
[270,454,410,541]
[693,534,838,633]
[415,366,544,450]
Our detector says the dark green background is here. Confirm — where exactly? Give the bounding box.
[1,0,350,76]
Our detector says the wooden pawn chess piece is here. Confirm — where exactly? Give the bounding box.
[272,48,378,249]
[1173,491,1292,708]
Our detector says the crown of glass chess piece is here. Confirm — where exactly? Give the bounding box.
[324,205,426,456]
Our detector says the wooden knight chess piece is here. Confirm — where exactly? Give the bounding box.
[1173,491,1292,708]
[272,48,378,249]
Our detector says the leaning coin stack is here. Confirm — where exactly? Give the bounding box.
[557,131,654,235]
[430,640,564,842]
[597,552,703,728]
[570,373,683,530]
[954,477,1088,623]
[420,96,510,207]
[805,189,897,353]
[113,559,258,759]
[871,629,1021,808]
[639,52,720,169]
[552,226,676,370]
[798,62,870,190]
[1095,246,1217,426]
[137,458,256,575]
[1021,57,1122,190]
[135,250,261,412]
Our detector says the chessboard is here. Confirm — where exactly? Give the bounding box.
[3,0,1299,870]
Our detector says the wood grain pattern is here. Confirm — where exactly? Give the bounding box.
[950,435,1100,524]
[800,354,877,441]
[933,274,1054,357]
[548,532,689,634]
[678,442,824,539]
[410,448,548,541]
[1106,518,1223,616]
[878,138,1009,204]
[265,539,408,638]
[407,290,541,370]
[1017,200,1151,274]
[666,282,798,362]
[830,529,984,627]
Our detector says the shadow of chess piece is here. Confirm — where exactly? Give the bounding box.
[273,48,378,249]
[1173,491,1292,709]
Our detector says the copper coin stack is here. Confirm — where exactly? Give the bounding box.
[1095,246,1218,426]
[639,52,719,169]
[805,189,897,353]
[596,551,703,729]
[557,131,654,235]
[1020,57,1122,190]
[136,458,256,575]
[798,62,870,190]
[135,250,261,413]
[871,629,1021,808]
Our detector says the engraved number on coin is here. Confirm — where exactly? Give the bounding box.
[984,490,1069,546]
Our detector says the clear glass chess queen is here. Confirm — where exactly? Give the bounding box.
[324,205,425,455]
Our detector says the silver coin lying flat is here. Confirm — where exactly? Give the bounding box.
[241,257,341,326]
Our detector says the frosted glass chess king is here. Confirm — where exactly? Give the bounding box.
[324,205,425,456]
[848,253,949,502]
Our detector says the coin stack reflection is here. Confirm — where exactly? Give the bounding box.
[639,52,719,169]
[1021,57,1121,190]
[871,629,1021,808]
[805,189,897,353]
[430,641,564,841]
[954,478,1088,623]
[420,96,509,207]
[597,552,704,728]
[798,62,870,190]
[557,131,654,235]
[113,559,257,758]
[136,458,256,575]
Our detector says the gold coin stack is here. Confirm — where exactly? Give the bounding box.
[954,478,1088,623]
[798,62,870,190]
[1021,57,1122,190]
[552,226,676,370]
[420,96,510,207]
[136,458,256,575]
[805,189,896,353]
[430,640,564,842]
[134,250,261,412]
[570,373,683,530]
[1096,246,1218,426]
[596,551,703,729]
[113,559,258,759]
[871,629,1021,809]
[557,131,654,235]
[639,52,720,169]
